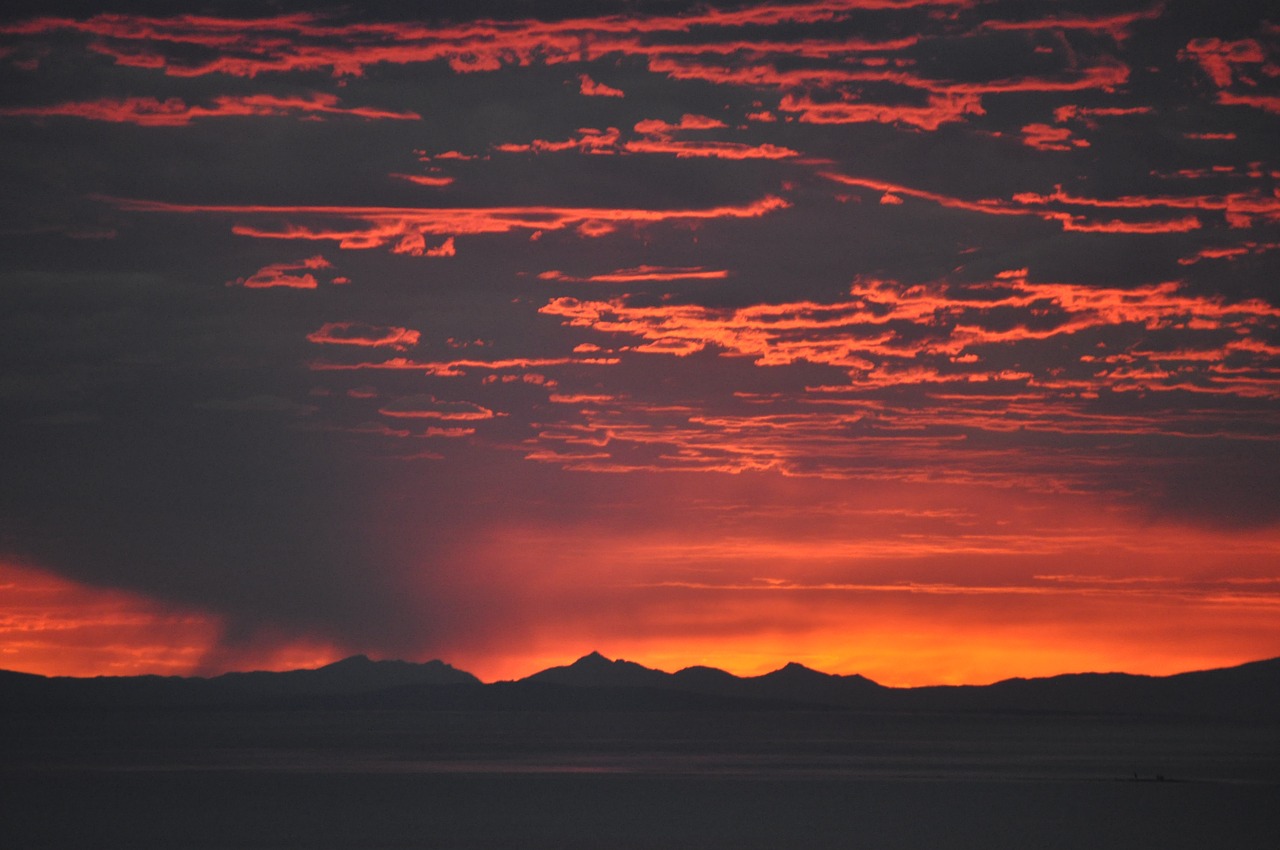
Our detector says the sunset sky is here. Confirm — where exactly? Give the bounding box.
[2,0,1278,686]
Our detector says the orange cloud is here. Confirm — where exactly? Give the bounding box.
[106,194,792,254]
[228,255,331,289]
[494,126,622,155]
[391,173,455,187]
[2,2,1143,159]
[821,171,1280,233]
[518,364,1278,517]
[778,91,985,130]
[633,114,727,135]
[1012,185,1280,228]
[648,53,1130,98]
[578,73,623,97]
[306,322,421,350]
[1177,242,1280,265]
[538,274,1280,403]
[3,1,1123,152]
[540,266,730,283]
[378,394,496,421]
[1021,123,1090,151]
[1,4,971,80]
[424,236,456,257]
[622,138,799,159]
[491,119,798,160]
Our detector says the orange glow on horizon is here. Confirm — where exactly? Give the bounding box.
[6,533,1279,687]
[453,627,1280,689]
[0,561,341,678]
[415,482,1280,686]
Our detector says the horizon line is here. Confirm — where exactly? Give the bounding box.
[6,649,1278,688]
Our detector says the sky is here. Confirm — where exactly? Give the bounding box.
[1,0,1278,686]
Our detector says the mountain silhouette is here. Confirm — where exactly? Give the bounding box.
[524,651,672,688]
[217,654,479,694]
[3,654,1278,718]
[0,655,477,709]
[504,653,1279,717]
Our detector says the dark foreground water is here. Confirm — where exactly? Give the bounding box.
[4,709,1278,849]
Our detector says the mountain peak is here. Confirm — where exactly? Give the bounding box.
[305,655,480,686]
[323,654,374,669]
[575,651,612,665]
[526,652,669,688]
[768,661,827,677]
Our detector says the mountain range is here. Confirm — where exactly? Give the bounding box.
[3,652,1278,719]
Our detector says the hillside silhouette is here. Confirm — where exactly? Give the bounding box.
[3,653,1278,719]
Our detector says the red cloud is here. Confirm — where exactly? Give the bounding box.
[540,266,729,283]
[0,4,959,79]
[1053,105,1153,125]
[1021,123,1089,151]
[633,114,727,135]
[310,355,621,377]
[105,195,791,254]
[491,117,797,160]
[391,173,454,187]
[820,172,1030,216]
[0,93,418,125]
[822,171,1280,233]
[1180,38,1268,87]
[649,54,1130,98]
[778,92,984,130]
[578,74,623,97]
[981,4,1165,40]
[1,0,1119,149]
[538,274,1280,400]
[4,3,1139,146]
[424,236,456,257]
[378,394,495,421]
[620,111,798,158]
[306,322,421,350]
[520,274,1279,481]
[1011,185,1280,229]
[622,138,799,159]
[494,126,622,155]
[1215,91,1280,115]
[228,255,331,289]
[1178,242,1280,265]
